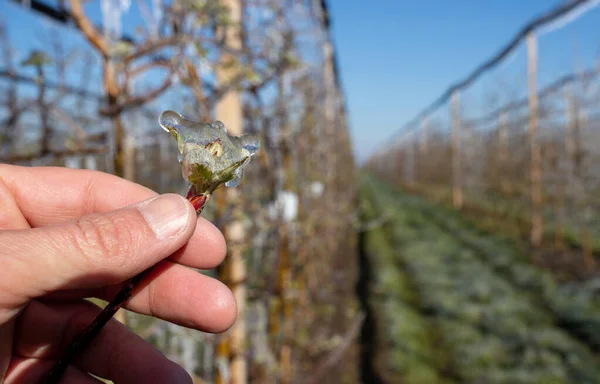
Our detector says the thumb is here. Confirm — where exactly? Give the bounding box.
[0,194,196,320]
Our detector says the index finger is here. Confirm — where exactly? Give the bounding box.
[0,165,226,269]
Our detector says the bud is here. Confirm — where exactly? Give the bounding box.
[159,110,259,212]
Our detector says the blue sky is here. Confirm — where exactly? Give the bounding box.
[3,1,600,163]
[327,0,600,162]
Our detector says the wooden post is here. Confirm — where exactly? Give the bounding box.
[405,133,416,187]
[560,87,577,250]
[123,135,136,182]
[498,111,509,195]
[527,32,543,247]
[498,112,508,168]
[322,19,337,183]
[451,90,463,209]
[420,116,429,155]
[215,1,247,383]
[419,116,428,185]
[576,109,594,268]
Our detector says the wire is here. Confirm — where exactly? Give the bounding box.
[368,0,596,157]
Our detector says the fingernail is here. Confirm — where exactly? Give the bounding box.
[139,194,191,239]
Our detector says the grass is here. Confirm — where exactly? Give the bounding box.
[359,173,600,383]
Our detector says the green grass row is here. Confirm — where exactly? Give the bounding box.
[359,181,454,383]
[360,174,600,383]
[404,183,600,353]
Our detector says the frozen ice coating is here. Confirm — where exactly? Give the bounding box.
[159,110,259,195]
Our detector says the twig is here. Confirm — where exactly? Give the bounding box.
[39,267,156,383]
[357,214,391,232]
[124,36,191,64]
[127,58,172,79]
[39,193,209,384]
[304,312,365,384]
[50,105,89,142]
[69,0,109,57]
[0,147,108,163]
[0,69,102,99]
[99,73,174,117]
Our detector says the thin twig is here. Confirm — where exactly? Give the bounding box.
[0,147,108,163]
[39,194,209,384]
[69,0,109,56]
[304,312,365,384]
[99,73,174,117]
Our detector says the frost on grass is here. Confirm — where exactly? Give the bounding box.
[159,110,259,197]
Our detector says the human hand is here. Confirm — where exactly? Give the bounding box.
[0,165,236,383]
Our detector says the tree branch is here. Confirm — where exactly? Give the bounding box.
[0,69,102,99]
[124,36,190,63]
[99,73,174,116]
[69,0,109,56]
[304,312,365,384]
[1,146,108,162]
[127,58,173,79]
[184,59,210,117]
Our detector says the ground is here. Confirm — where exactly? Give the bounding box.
[359,174,600,384]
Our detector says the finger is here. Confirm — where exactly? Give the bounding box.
[0,193,196,323]
[0,164,157,227]
[42,260,237,333]
[14,300,193,384]
[0,165,225,270]
[168,217,227,270]
[0,176,30,230]
[108,260,236,333]
[5,357,102,384]
[0,176,30,382]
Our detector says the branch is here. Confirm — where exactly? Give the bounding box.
[208,54,290,105]
[184,59,210,116]
[99,74,173,116]
[1,99,36,129]
[124,36,190,63]
[356,213,391,232]
[69,0,109,56]
[39,195,211,384]
[0,69,102,99]
[1,146,108,163]
[127,58,172,79]
[50,105,89,141]
[10,0,70,23]
[304,312,365,384]
[10,0,137,44]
